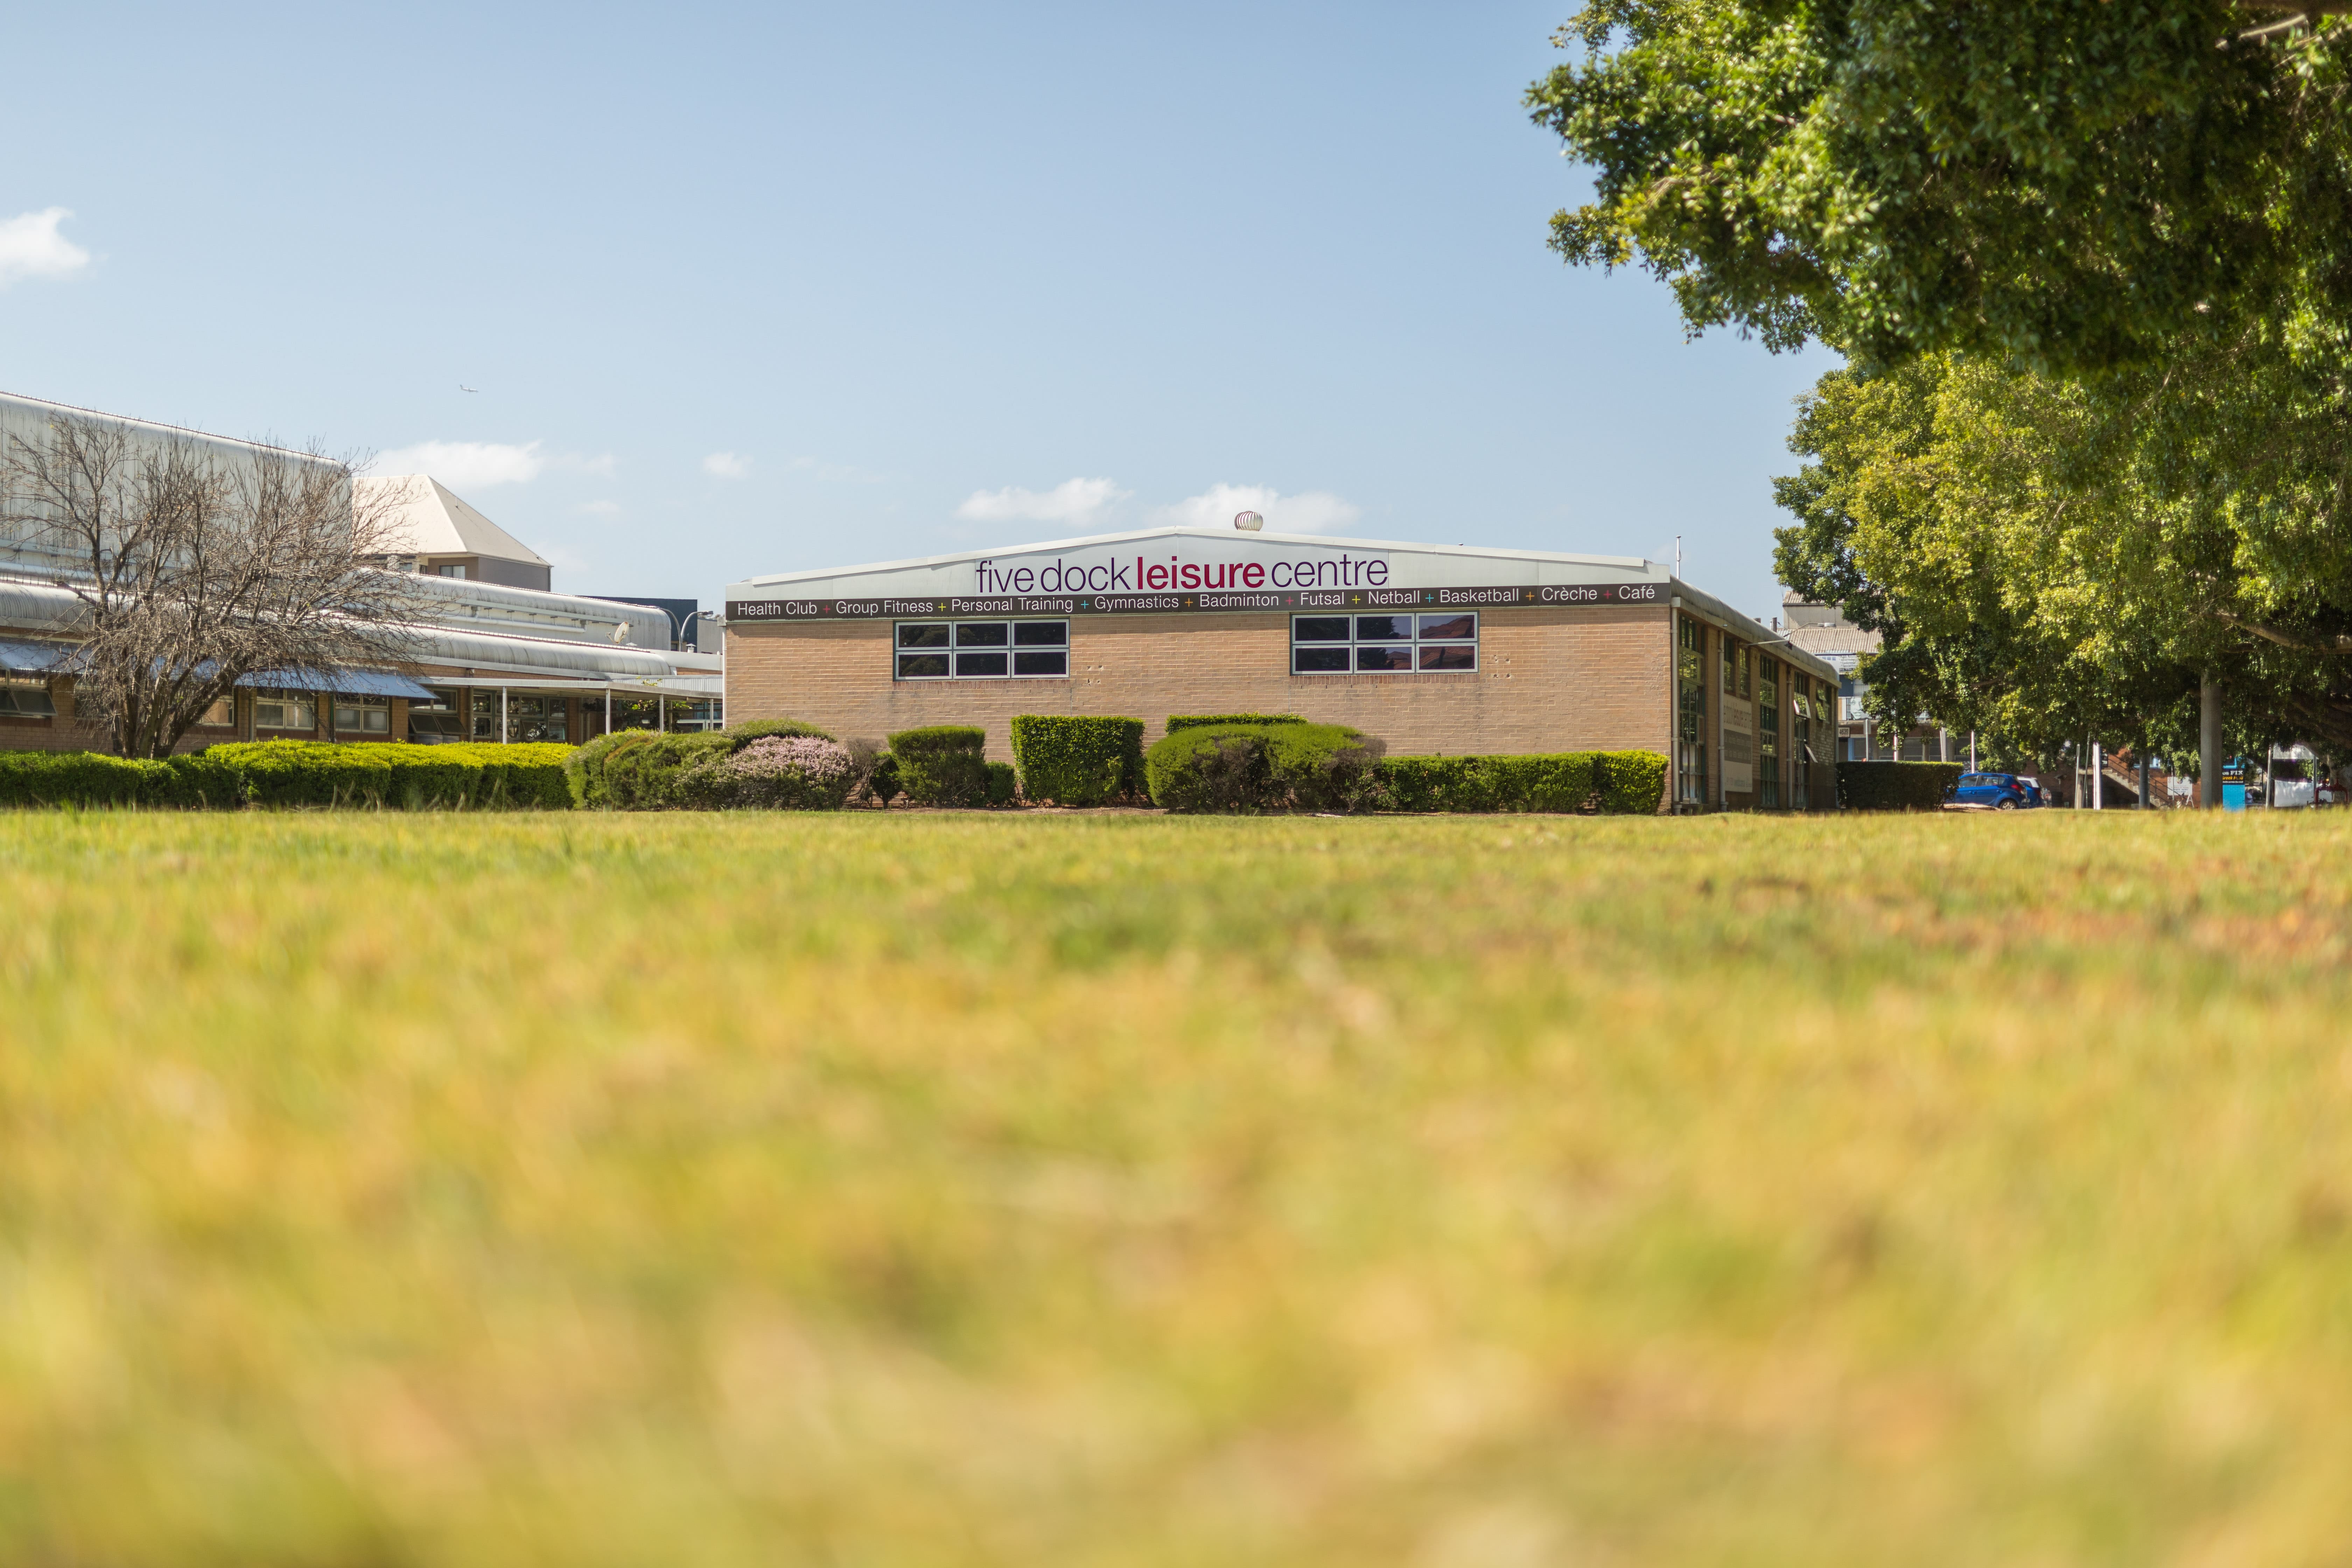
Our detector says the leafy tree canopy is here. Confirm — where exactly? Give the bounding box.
[1772,356,2352,763]
[1526,1,2350,372]
[1531,3,2352,764]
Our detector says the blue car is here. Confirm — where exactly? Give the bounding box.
[1945,771,2040,810]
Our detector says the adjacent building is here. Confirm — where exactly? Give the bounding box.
[0,390,720,751]
[724,523,1843,811]
[1783,592,1954,761]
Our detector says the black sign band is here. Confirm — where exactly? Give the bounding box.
[724,582,1667,622]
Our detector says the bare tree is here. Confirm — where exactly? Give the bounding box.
[0,412,426,758]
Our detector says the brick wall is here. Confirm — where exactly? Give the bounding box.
[727,606,1675,761]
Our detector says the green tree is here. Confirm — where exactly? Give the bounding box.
[1772,356,2350,763]
[1530,3,2352,762]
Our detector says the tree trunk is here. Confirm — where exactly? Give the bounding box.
[2200,673,2223,808]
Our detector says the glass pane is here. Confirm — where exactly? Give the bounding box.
[1012,649,1067,676]
[1013,620,1067,646]
[1418,644,1475,671]
[1418,614,1476,640]
[896,652,951,679]
[956,622,1009,647]
[1293,646,1350,673]
[334,705,361,729]
[1357,645,1414,672]
[955,651,1009,677]
[897,623,950,649]
[1355,615,1414,641]
[1293,616,1349,643]
[365,710,391,733]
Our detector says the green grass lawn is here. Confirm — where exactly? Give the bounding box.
[4,808,2351,1566]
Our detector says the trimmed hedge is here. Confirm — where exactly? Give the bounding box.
[1595,751,1672,815]
[1146,722,1386,813]
[1009,715,1143,805]
[207,740,574,809]
[0,751,248,809]
[1838,760,1964,811]
[1378,754,1594,813]
[1375,750,1670,815]
[888,725,990,807]
[1164,713,1305,734]
[985,760,1019,807]
[0,741,570,810]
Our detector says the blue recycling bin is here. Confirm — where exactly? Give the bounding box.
[2223,783,2247,811]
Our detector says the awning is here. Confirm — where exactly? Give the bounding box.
[0,639,72,674]
[235,668,439,700]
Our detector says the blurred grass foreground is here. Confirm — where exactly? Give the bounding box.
[5,810,2351,1566]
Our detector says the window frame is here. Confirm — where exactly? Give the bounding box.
[894,619,1070,681]
[0,678,57,718]
[1290,611,1478,676]
[253,688,319,733]
[332,693,394,736]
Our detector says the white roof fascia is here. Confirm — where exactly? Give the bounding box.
[727,525,1656,597]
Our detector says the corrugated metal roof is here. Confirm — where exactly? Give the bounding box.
[236,668,439,699]
[0,638,70,673]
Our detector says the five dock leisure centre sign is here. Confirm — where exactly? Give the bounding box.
[729,549,1668,622]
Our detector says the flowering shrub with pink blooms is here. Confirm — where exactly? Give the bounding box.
[706,735,859,810]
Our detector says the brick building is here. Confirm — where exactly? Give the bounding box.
[723,523,1841,812]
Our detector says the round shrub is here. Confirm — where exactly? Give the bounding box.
[1145,722,1387,813]
[887,725,990,806]
[712,735,859,810]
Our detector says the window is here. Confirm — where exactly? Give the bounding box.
[1292,612,1477,675]
[1756,656,1780,808]
[254,689,317,731]
[472,693,571,743]
[435,564,467,579]
[895,620,1067,679]
[1675,617,1707,804]
[198,693,235,727]
[333,694,393,735]
[410,688,462,743]
[0,678,56,717]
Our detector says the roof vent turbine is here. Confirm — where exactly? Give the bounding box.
[1233,510,1263,532]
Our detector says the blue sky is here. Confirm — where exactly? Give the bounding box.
[0,2,1834,618]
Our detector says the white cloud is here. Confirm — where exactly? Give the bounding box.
[371,442,615,489]
[374,440,545,488]
[0,208,91,286]
[1154,483,1362,535]
[703,450,750,479]
[955,476,1129,527]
